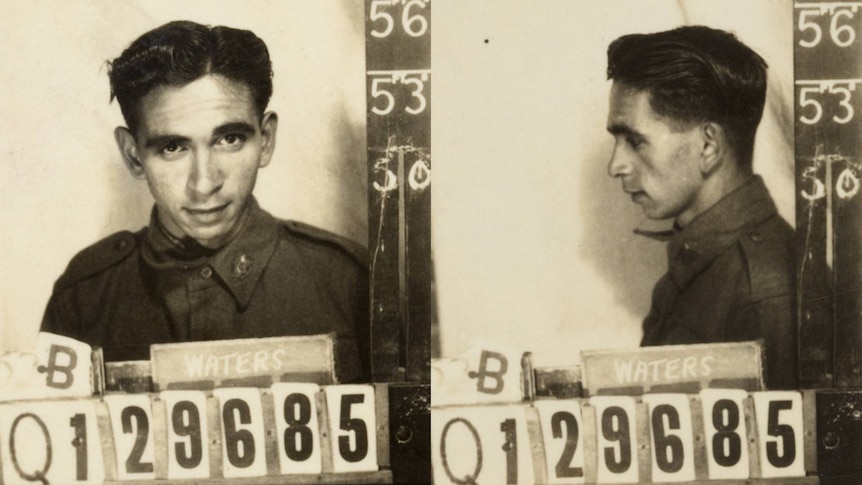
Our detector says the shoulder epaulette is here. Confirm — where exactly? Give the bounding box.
[738,226,793,301]
[281,220,368,268]
[54,229,142,290]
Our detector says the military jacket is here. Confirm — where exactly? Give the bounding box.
[640,176,798,389]
[41,200,370,382]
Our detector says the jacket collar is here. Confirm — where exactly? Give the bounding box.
[641,175,778,290]
[141,198,279,309]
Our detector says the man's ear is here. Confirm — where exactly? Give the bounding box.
[258,111,278,169]
[114,127,146,179]
[699,122,725,175]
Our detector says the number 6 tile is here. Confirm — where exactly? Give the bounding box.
[212,388,268,478]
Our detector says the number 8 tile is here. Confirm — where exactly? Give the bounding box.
[699,389,750,480]
[271,383,322,474]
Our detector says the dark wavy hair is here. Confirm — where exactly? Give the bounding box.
[607,25,767,169]
[108,20,273,134]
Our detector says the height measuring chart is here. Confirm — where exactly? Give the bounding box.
[794,1,862,388]
[365,0,432,382]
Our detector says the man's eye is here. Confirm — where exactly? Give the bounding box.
[160,142,184,156]
[219,134,247,146]
[626,136,644,149]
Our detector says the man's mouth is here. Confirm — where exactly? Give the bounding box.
[185,202,230,217]
[624,189,646,202]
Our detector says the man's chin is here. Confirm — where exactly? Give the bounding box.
[184,224,236,249]
[640,205,673,221]
[179,203,251,248]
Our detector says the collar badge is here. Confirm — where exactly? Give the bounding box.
[232,254,254,280]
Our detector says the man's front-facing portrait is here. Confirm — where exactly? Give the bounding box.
[605,26,797,388]
[0,4,371,383]
[40,20,370,382]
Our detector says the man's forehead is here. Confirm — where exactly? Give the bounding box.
[136,74,258,137]
[608,83,651,116]
[607,82,682,132]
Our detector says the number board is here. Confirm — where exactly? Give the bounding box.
[795,1,862,389]
[365,0,432,382]
[0,384,388,484]
[431,391,813,484]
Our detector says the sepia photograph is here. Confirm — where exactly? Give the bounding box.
[431,1,859,484]
[0,1,427,484]
[1,0,862,484]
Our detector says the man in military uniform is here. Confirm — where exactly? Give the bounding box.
[605,26,797,389]
[41,21,370,382]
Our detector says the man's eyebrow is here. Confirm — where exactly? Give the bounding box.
[606,123,640,137]
[213,122,257,139]
[144,134,190,150]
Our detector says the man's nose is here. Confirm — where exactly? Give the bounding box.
[607,143,633,178]
[188,149,223,197]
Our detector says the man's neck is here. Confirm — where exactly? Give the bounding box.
[676,165,751,228]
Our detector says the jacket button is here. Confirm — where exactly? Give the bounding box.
[200,267,213,279]
[749,232,762,242]
[115,239,128,251]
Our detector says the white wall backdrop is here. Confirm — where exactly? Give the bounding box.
[0,1,367,352]
[431,0,795,366]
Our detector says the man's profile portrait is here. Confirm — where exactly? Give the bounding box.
[430,1,794,377]
[15,13,370,382]
[605,26,797,388]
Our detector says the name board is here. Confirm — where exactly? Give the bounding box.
[581,341,764,396]
[431,344,529,407]
[0,332,99,402]
[150,334,337,391]
[0,384,390,484]
[431,390,815,484]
